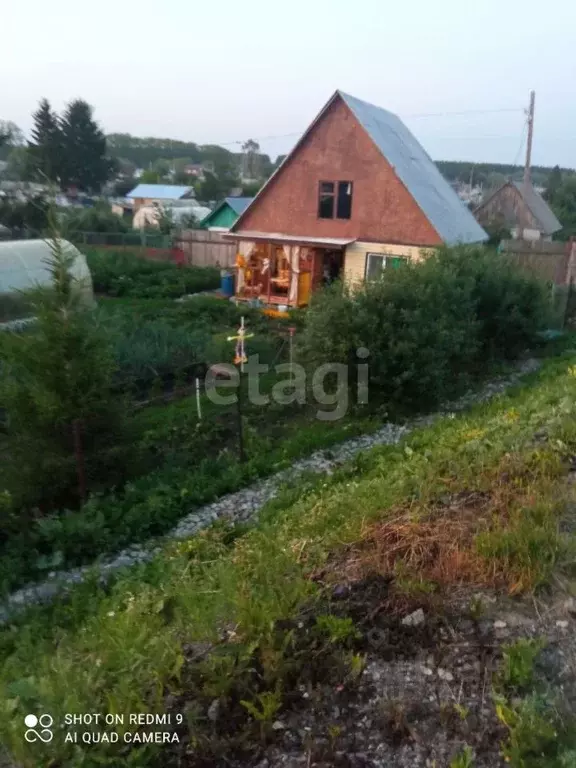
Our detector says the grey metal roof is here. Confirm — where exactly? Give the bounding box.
[511,181,562,235]
[126,184,193,200]
[225,197,254,215]
[338,91,488,245]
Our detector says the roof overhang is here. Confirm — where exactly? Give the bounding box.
[224,231,356,249]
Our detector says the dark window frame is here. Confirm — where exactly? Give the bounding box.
[318,181,335,219]
[336,181,353,219]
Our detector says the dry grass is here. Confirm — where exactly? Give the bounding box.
[319,455,568,595]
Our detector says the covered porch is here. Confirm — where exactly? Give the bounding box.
[225,232,355,308]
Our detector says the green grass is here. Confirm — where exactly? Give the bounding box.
[1,353,576,766]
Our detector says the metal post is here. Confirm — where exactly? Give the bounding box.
[195,377,202,421]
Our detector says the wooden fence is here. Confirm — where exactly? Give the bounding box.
[175,230,236,268]
[500,239,576,286]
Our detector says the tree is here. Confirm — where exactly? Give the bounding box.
[0,220,123,510]
[28,99,63,182]
[0,121,25,159]
[197,171,225,202]
[548,176,576,240]
[139,169,162,184]
[545,165,562,201]
[59,99,113,192]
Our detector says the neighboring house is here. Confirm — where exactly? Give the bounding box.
[226,90,487,308]
[126,184,195,210]
[475,181,561,242]
[200,197,254,231]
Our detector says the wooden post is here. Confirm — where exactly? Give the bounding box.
[524,90,535,188]
[267,242,272,307]
[227,317,254,462]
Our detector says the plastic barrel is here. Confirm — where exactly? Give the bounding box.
[221,273,234,297]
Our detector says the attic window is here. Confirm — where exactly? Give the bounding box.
[318,182,335,219]
[318,181,354,219]
[337,181,353,219]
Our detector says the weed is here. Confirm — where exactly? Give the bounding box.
[450,745,474,768]
[496,693,576,767]
[500,637,546,690]
[315,615,360,645]
[240,688,282,735]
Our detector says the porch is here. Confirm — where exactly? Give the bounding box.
[225,232,355,308]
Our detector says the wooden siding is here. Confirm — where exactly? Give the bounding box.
[344,242,433,286]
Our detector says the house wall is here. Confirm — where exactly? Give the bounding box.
[344,241,433,286]
[237,97,443,246]
[202,206,237,230]
[476,184,541,234]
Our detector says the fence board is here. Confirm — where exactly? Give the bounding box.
[175,230,236,269]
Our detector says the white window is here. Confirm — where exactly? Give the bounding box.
[365,253,405,280]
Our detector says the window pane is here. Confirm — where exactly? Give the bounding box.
[318,181,335,218]
[337,181,353,219]
[366,253,384,280]
[387,256,405,269]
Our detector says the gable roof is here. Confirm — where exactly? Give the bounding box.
[225,196,254,215]
[126,184,193,200]
[233,90,487,245]
[200,197,254,227]
[511,181,561,235]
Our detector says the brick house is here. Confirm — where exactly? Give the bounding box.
[227,90,486,308]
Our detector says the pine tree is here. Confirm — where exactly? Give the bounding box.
[0,213,124,509]
[59,99,113,192]
[28,98,63,182]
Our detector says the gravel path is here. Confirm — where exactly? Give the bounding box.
[0,359,541,622]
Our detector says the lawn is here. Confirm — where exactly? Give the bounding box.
[1,353,576,767]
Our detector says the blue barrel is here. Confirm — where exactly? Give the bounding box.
[221,273,234,297]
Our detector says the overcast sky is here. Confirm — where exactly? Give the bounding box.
[2,0,575,167]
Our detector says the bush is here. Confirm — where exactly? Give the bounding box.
[61,203,130,235]
[86,248,219,298]
[301,246,551,413]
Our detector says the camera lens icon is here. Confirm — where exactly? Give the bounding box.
[24,714,54,743]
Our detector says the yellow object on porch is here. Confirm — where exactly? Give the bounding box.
[297,271,312,306]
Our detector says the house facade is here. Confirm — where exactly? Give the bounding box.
[475,181,561,242]
[227,91,486,308]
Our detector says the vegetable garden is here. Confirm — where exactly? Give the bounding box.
[0,244,560,598]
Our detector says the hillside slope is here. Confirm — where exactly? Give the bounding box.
[2,354,576,767]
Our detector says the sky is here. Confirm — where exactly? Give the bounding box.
[2,0,576,167]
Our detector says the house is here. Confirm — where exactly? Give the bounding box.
[199,197,254,231]
[226,90,487,308]
[475,181,561,242]
[126,184,195,210]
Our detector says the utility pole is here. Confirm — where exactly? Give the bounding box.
[524,90,535,187]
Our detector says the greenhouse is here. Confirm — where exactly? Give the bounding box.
[0,239,93,323]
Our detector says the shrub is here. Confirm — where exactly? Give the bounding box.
[61,203,130,234]
[301,245,550,413]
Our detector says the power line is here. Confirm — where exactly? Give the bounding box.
[213,106,526,149]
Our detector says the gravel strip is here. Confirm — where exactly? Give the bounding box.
[0,359,541,622]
